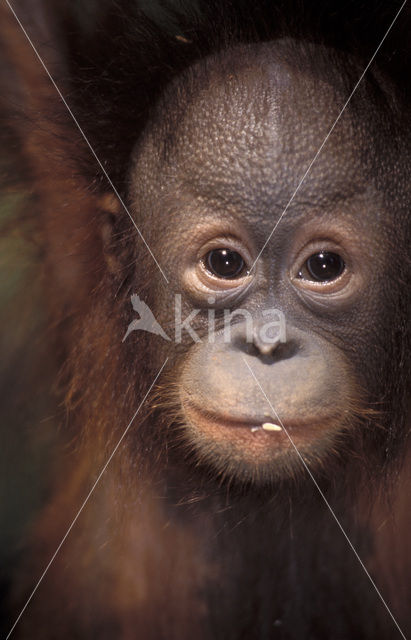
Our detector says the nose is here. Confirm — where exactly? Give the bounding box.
[252,327,282,355]
[228,313,288,359]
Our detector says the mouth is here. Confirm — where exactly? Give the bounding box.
[181,400,338,451]
[179,396,348,482]
[183,402,287,438]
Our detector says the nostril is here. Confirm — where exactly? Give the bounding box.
[240,341,261,358]
[237,338,298,364]
[228,317,294,361]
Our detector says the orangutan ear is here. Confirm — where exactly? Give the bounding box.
[99,192,124,274]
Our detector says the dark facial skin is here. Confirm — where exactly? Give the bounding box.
[127,41,408,484]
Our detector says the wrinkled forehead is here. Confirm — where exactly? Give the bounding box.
[131,41,376,218]
[153,45,362,196]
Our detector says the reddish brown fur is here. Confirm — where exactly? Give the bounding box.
[1,3,410,639]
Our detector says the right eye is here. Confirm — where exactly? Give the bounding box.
[204,248,247,279]
[298,251,346,282]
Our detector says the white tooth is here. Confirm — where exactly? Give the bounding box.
[262,422,282,432]
[250,426,261,433]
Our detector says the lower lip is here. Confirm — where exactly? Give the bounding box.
[183,403,285,436]
[182,402,334,450]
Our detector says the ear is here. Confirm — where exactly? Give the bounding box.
[99,192,124,274]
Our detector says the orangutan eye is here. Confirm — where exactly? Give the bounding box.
[204,248,247,279]
[299,251,345,282]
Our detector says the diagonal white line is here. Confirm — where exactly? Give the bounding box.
[242,356,407,640]
[248,0,408,273]
[4,0,169,284]
[5,357,169,640]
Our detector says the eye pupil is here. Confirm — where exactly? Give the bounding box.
[206,248,245,279]
[305,252,345,282]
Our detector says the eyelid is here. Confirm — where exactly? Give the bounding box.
[181,236,254,300]
[183,261,253,302]
[291,239,350,277]
[196,235,253,267]
[197,254,250,286]
[289,237,354,297]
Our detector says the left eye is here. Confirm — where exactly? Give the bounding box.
[204,248,247,279]
[299,251,345,282]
